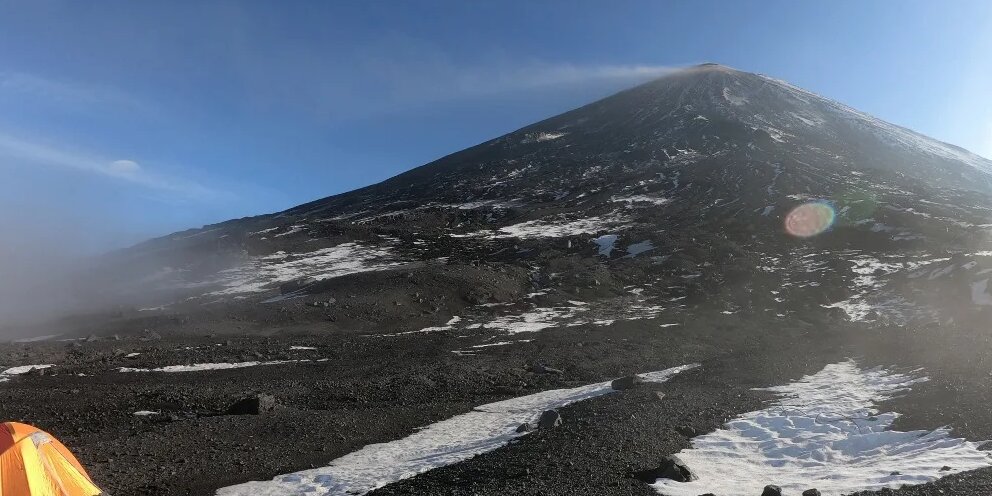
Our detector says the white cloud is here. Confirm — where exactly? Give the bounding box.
[108,159,142,175]
[0,132,220,199]
[0,72,152,112]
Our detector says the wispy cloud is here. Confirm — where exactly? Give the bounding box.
[0,132,221,200]
[361,59,678,102]
[277,58,678,121]
[233,33,678,119]
[0,72,153,113]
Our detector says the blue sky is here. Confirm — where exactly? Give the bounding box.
[0,1,990,252]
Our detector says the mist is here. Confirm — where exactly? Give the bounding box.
[0,207,159,336]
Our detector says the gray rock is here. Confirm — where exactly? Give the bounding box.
[537,409,562,429]
[802,489,821,496]
[529,363,563,375]
[611,375,644,390]
[761,485,782,496]
[635,454,696,483]
[226,394,277,415]
[515,422,533,433]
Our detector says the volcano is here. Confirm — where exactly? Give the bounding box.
[81,63,992,332]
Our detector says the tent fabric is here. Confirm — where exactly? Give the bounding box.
[0,422,102,496]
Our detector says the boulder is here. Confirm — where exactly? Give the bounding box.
[634,455,696,483]
[802,489,822,496]
[761,485,783,496]
[611,375,644,390]
[226,394,277,415]
[537,409,562,429]
[515,422,533,433]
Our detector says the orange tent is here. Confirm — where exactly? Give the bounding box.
[0,422,102,496]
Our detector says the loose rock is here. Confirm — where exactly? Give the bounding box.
[528,363,563,375]
[537,410,562,429]
[761,485,782,496]
[634,454,696,483]
[610,375,644,390]
[226,394,277,415]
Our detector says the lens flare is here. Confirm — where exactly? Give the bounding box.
[785,202,835,238]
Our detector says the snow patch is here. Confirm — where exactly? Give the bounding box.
[480,307,581,334]
[273,225,305,237]
[469,340,531,349]
[611,195,672,206]
[625,240,655,257]
[722,87,748,106]
[383,316,463,336]
[592,234,618,256]
[119,360,309,373]
[216,364,697,496]
[0,364,54,382]
[522,132,567,143]
[499,214,630,239]
[651,360,992,496]
[206,243,404,297]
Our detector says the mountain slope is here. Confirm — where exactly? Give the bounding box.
[45,63,992,337]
